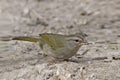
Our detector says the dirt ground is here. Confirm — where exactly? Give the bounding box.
[0,0,120,80]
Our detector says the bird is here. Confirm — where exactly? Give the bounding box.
[0,33,88,61]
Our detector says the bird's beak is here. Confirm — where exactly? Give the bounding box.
[81,40,89,45]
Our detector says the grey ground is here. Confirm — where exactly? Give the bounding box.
[0,0,120,80]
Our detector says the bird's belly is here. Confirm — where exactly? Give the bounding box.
[43,44,79,59]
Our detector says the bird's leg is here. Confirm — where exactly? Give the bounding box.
[75,49,90,59]
[63,58,79,63]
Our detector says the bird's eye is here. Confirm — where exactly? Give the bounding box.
[74,39,79,42]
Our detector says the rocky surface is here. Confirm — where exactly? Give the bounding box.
[0,0,120,80]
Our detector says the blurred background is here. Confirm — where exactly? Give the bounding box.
[0,0,120,80]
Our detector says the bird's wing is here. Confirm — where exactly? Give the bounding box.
[40,33,65,49]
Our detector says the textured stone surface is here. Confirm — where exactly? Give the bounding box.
[0,0,120,80]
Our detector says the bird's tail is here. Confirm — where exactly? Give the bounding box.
[12,37,39,42]
[0,36,40,42]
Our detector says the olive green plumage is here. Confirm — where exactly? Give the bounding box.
[1,33,88,60]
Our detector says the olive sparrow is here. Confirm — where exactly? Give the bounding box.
[0,33,88,60]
